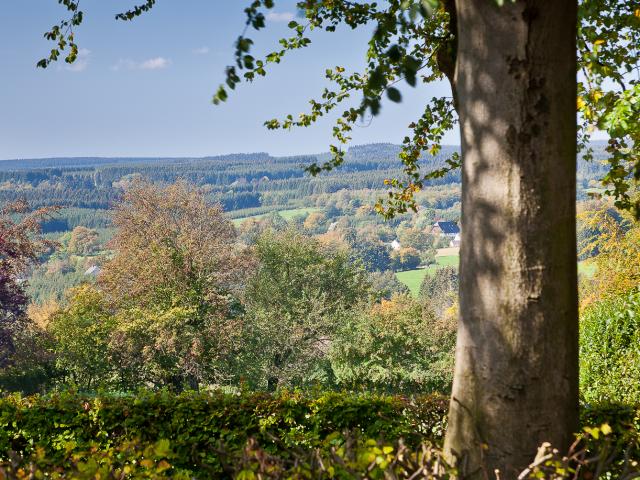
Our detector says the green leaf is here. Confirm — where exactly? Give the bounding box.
[387,87,402,103]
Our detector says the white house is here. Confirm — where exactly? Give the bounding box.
[85,265,101,277]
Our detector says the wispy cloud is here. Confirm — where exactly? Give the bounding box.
[266,11,295,22]
[112,56,171,71]
[193,46,209,55]
[139,57,171,70]
[66,48,91,72]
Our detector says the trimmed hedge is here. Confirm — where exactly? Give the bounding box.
[2,391,639,479]
[0,390,448,477]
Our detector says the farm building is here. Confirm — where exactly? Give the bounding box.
[432,221,460,237]
[432,221,461,248]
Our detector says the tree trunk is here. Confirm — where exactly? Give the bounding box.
[444,2,579,477]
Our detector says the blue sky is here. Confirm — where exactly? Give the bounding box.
[1,1,456,160]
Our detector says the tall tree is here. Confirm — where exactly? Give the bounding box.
[243,230,367,390]
[99,181,253,389]
[444,3,578,476]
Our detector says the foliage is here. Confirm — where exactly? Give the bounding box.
[66,226,100,256]
[580,288,640,404]
[397,226,434,253]
[347,235,392,273]
[330,295,455,394]
[0,201,57,369]
[48,286,115,391]
[0,390,449,478]
[1,394,640,479]
[577,1,640,215]
[390,247,421,272]
[99,180,251,309]
[580,206,640,306]
[0,438,184,480]
[242,230,369,390]
[97,181,254,390]
[419,266,458,317]
[368,271,409,301]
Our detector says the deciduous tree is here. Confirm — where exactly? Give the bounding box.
[99,181,254,389]
[243,230,368,390]
[0,201,56,368]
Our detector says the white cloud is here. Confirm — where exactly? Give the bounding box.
[139,57,171,70]
[193,46,209,55]
[66,48,91,72]
[266,11,295,22]
[111,57,171,71]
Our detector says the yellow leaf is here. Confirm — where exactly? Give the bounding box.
[593,39,605,46]
[237,470,256,480]
[601,423,612,435]
[635,8,640,17]
[577,96,586,110]
[140,459,154,469]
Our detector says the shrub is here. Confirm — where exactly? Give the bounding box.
[2,418,640,479]
[0,390,448,478]
[580,289,640,403]
[329,295,455,394]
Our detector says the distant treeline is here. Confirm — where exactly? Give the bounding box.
[0,143,610,215]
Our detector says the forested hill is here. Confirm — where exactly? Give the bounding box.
[0,142,609,215]
[0,144,458,211]
[0,153,271,171]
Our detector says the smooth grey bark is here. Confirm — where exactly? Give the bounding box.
[444,1,579,477]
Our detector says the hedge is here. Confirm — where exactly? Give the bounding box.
[1,391,639,479]
[0,390,448,477]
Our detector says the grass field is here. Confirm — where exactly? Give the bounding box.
[398,255,597,297]
[396,255,459,297]
[578,260,597,277]
[232,207,319,225]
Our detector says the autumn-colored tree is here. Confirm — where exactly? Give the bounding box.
[397,226,434,253]
[579,203,639,306]
[302,212,327,233]
[66,226,100,256]
[27,298,60,330]
[99,181,254,389]
[0,201,56,368]
[100,180,250,308]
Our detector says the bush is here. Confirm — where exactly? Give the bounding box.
[0,390,448,478]
[580,289,640,403]
[329,295,455,394]
[2,408,640,479]
[1,391,640,479]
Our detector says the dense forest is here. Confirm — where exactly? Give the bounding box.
[0,143,609,229]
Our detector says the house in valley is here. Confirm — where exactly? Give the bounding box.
[432,221,461,247]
